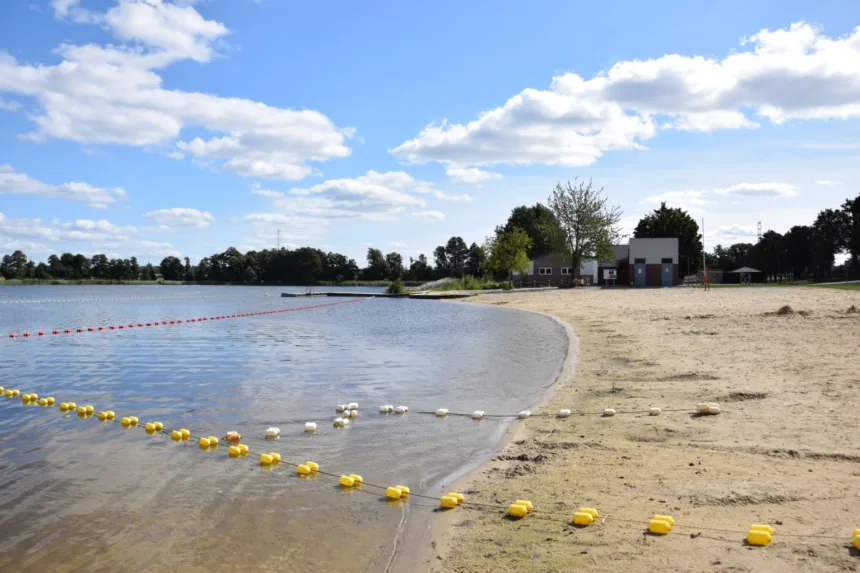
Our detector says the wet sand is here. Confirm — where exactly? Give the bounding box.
[422,286,860,573]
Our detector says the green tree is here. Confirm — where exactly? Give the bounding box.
[183,256,194,282]
[486,227,533,282]
[140,263,155,281]
[444,236,469,277]
[35,262,52,280]
[841,194,860,277]
[90,254,108,279]
[433,246,449,277]
[548,179,622,274]
[385,252,404,279]
[1,250,29,278]
[466,242,486,276]
[242,266,258,284]
[634,202,702,274]
[129,256,140,280]
[365,248,390,280]
[498,204,563,258]
[159,256,184,281]
[408,254,432,281]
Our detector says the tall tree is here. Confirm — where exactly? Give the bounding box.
[486,227,533,282]
[812,208,850,276]
[842,194,860,277]
[466,242,486,276]
[547,179,622,274]
[433,246,449,277]
[129,256,140,280]
[365,248,390,280]
[499,204,563,258]
[445,236,469,277]
[634,202,702,274]
[0,250,28,278]
[385,252,404,279]
[159,256,184,281]
[183,256,194,282]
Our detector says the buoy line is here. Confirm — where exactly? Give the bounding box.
[2,391,855,548]
[4,298,366,341]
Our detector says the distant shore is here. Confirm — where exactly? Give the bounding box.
[0,279,420,287]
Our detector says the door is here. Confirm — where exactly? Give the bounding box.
[634,260,646,287]
[661,263,673,286]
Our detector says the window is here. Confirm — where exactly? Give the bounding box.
[634,258,646,264]
[560,267,572,275]
[538,267,552,275]
[661,258,673,264]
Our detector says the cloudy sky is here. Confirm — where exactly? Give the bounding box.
[1,0,859,264]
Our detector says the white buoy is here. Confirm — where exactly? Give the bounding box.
[304,422,317,432]
[558,408,572,418]
[336,404,347,413]
[435,408,449,417]
[347,409,358,418]
[394,405,408,414]
[471,410,485,420]
[348,402,359,410]
[696,402,711,414]
[265,427,281,438]
[379,405,394,413]
[518,410,531,419]
[602,408,616,417]
[707,404,721,415]
[333,417,345,427]
[341,418,350,426]
[649,407,662,416]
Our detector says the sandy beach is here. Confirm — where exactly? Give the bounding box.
[421,286,860,573]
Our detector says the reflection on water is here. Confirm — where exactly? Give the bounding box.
[0,285,566,572]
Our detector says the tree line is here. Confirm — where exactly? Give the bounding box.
[3,186,857,284]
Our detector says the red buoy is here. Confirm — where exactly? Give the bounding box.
[65,329,71,334]
[52,330,59,335]
[98,327,104,331]
[137,324,143,328]
[119,325,124,329]
[38,331,45,336]
[23,333,30,337]
[146,323,152,326]
[169,320,175,324]
[87,327,94,332]
[128,324,134,328]
[109,326,115,330]
[9,334,16,338]
[177,320,183,324]
[76,328,83,333]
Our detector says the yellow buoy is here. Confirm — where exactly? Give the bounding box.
[67,401,75,409]
[198,437,210,448]
[395,485,410,496]
[572,512,594,526]
[106,411,115,420]
[4,390,11,398]
[12,389,20,397]
[22,394,31,403]
[98,411,108,421]
[145,422,155,432]
[46,397,55,406]
[153,422,164,432]
[514,500,534,512]
[648,519,673,535]
[170,430,182,441]
[339,475,355,488]
[145,427,156,435]
[39,398,48,407]
[749,524,774,534]
[447,492,464,505]
[297,464,311,475]
[259,453,273,465]
[579,507,599,518]
[305,461,319,472]
[349,474,363,484]
[654,514,675,527]
[508,503,529,518]
[129,416,139,426]
[207,436,218,447]
[441,496,459,509]
[121,417,131,426]
[179,428,190,440]
[77,406,87,415]
[60,402,69,412]
[30,393,38,401]
[0,386,3,393]
[386,487,402,500]
[269,452,281,463]
[746,530,772,546]
[238,444,249,455]
[228,446,241,457]
[85,405,94,415]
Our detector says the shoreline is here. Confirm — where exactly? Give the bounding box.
[391,304,579,573]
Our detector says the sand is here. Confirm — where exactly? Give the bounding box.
[421,286,860,573]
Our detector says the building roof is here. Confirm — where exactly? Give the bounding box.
[729,266,762,273]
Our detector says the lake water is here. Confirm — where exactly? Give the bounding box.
[0,285,567,573]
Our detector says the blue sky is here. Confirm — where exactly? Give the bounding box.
[1,0,859,265]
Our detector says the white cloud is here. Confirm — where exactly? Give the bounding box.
[445,165,502,184]
[714,182,797,198]
[250,170,462,221]
[390,241,409,249]
[0,212,177,257]
[411,210,445,221]
[0,98,21,111]
[166,151,185,160]
[393,22,860,170]
[142,207,214,228]
[815,179,842,186]
[641,190,714,214]
[712,225,760,245]
[1,1,354,181]
[0,164,127,208]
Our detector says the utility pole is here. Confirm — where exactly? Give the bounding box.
[757,221,762,242]
[701,218,706,271]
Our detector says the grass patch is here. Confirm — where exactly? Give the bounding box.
[696,281,812,288]
[429,276,512,291]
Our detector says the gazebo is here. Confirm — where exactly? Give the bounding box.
[726,266,763,284]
